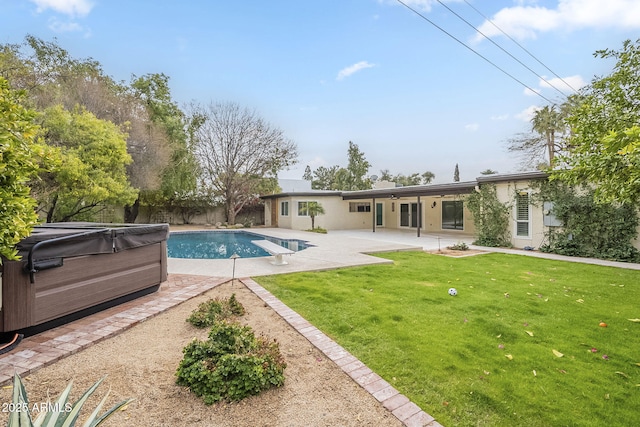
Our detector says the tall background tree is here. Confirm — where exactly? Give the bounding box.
[378,169,435,186]
[453,163,460,182]
[507,97,577,169]
[480,169,498,175]
[553,39,640,204]
[307,141,372,190]
[129,73,197,223]
[343,141,371,190]
[191,101,297,224]
[0,36,187,223]
[302,165,313,181]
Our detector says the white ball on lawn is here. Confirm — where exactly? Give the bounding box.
[448,287,458,296]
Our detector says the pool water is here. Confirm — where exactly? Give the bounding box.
[167,231,310,259]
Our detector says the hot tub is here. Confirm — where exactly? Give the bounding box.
[0,223,169,333]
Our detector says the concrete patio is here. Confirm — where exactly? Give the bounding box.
[168,227,476,277]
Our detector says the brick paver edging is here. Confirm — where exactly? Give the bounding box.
[241,277,443,427]
[0,274,228,386]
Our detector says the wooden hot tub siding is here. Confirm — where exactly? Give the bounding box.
[1,241,167,332]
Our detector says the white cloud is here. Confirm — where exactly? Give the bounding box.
[473,0,640,42]
[539,74,587,93]
[381,0,468,13]
[379,0,436,12]
[491,114,509,121]
[336,61,376,81]
[516,105,542,122]
[465,123,479,131]
[48,17,83,33]
[30,0,94,17]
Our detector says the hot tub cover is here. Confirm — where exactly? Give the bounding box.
[16,223,169,271]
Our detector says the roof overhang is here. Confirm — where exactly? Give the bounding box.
[260,190,343,200]
[476,171,549,183]
[260,172,550,201]
[341,181,477,200]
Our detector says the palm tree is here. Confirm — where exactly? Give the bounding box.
[421,171,435,184]
[531,105,562,166]
[307,201,325,230]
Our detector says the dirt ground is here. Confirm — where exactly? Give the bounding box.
[0,280,402,427]
[426,248,486,257]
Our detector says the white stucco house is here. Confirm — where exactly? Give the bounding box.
[261,171,588,250]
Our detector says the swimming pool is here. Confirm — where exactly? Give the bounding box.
[167,230,310,259]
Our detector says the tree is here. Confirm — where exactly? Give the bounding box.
[191,101,297,224]
[0,78,46,260]
[302,165,313,181]
[307,201,325,230]
[308,142,371,190]
[421,171,435,184]
[507,97,577,168]
[376,169,435,185]
[480,169,498,175]
[393,173,422,186]
[379,169,393,181]
[33,105,138,222]
[129,73,195,222]
[0,37,181,222]
[531,105,563,166]
[553,39,640,204]
[344,141,371,190]
[453,163,460,182]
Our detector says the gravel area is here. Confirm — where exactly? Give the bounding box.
[0,280,402,427]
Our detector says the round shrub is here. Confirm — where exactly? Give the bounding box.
[176,320,286,404]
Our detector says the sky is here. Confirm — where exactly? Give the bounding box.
[1,0,639,183]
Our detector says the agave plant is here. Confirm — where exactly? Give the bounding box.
[8,373,132,427]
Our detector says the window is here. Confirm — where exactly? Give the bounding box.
[280,201,289,216]
[349,202,371,212]
[442,201,464,230]
[516,192,530,237]
[297,201,309,216]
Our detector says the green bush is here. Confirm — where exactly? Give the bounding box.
[536,182,640,262]
[176,321,286,404]
[447,241,469,251]
[465,185,512,247]
[305,227,327,234]
[186,294,245,328]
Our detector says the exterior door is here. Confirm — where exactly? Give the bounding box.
[400,202,421,228]
[411,203,420,228]
[376,203,383,226]
[400,203,410,227]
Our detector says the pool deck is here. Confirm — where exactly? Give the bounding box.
[168,227,477,277]
[169,227,640,277]
[2,227,639,427]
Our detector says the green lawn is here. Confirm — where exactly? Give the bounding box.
[254,252,640,427]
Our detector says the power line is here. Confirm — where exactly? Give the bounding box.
[436,0,571,98]
[394,0,555,104]
[462,0,579,94]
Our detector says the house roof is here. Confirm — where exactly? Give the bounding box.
[260,171,549,201]
[476,171,549,183]
[341,181,477,200]
[261,190,343,200]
